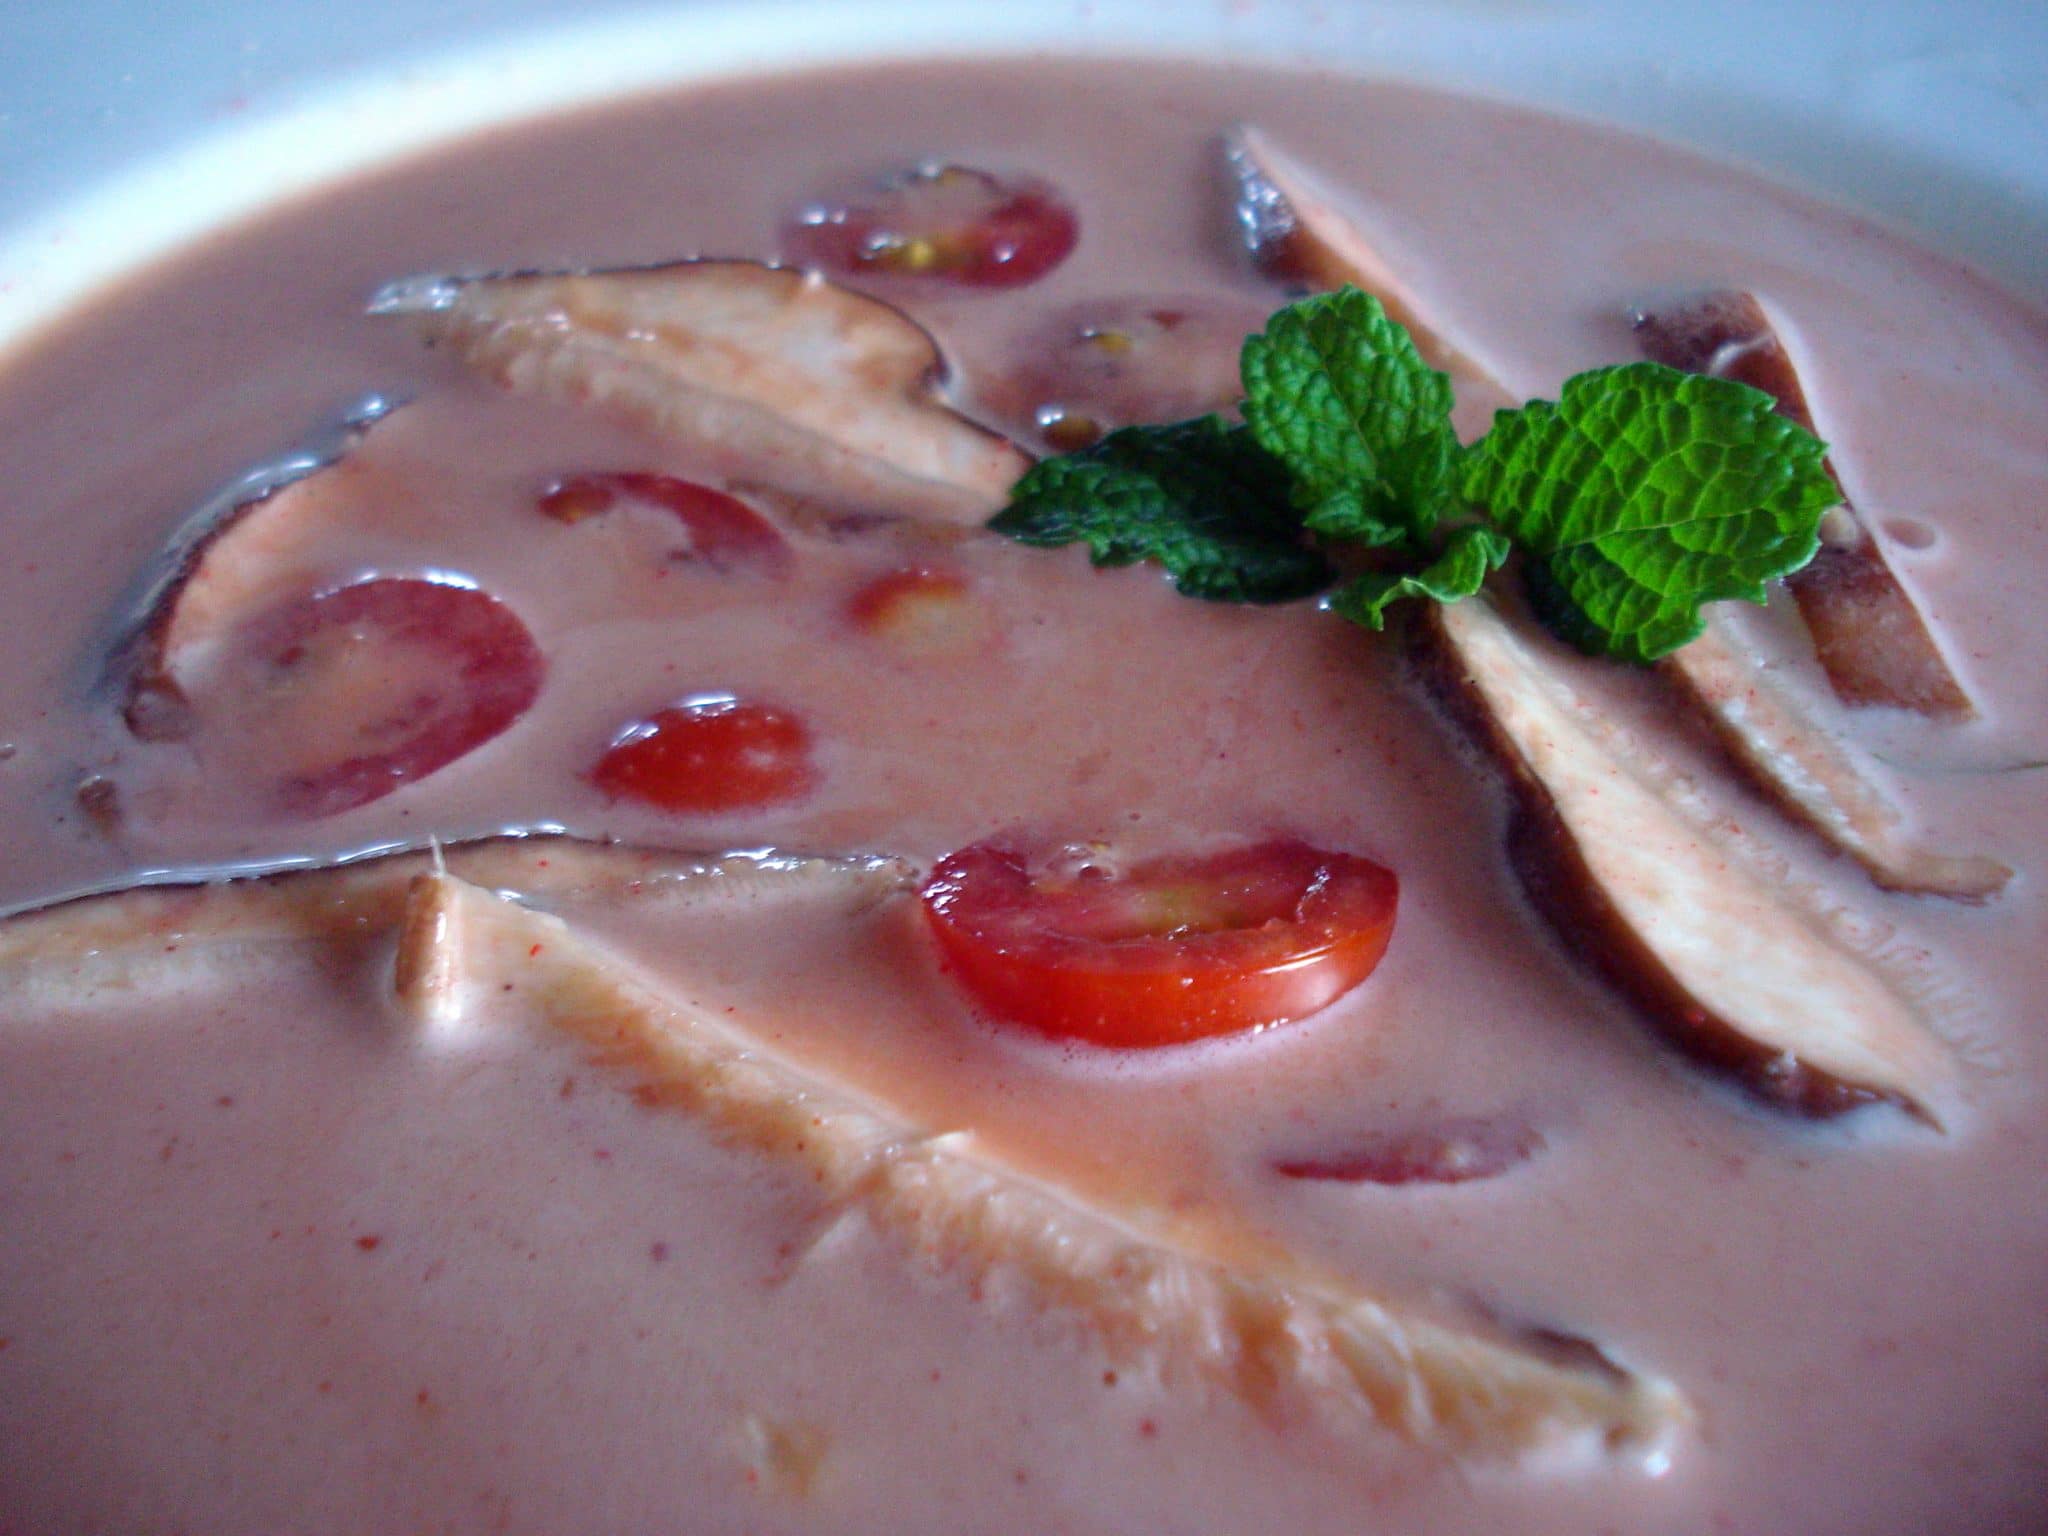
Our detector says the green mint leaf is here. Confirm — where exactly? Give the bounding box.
[1517,556,1611,657]
[1241,288,1459,548]
[990,416,1332,603]
[1330,524,1511,630]
[1462,362,1836,662]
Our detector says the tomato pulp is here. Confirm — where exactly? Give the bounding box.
[783,163,1079,288]
[920,839,1398,1047]
[592,696,815,814]
[210,576,544,819]
[845,566,993,660]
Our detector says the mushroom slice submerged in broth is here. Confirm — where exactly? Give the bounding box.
[1658,620,2008,899]
[374,259,1030,525]
[1223,125,1496,391]
[107,395,398,743]
[1421,598,1956,1123]
[101,406,548,820]
[1631,290,1975,720]
[0,838,911,989]
[0,836,1687,1470]
[1223,126,2002,901]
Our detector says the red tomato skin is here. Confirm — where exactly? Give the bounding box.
[784,164,1079,289]
[236,577,543,819]
[1274,1117,1545,1186]
[846,566,970,626]
[844,566,993,659]
[920,840,1397,1048]
[591,697,815,815]
[996,292,1277,450]
[540,472,790,576]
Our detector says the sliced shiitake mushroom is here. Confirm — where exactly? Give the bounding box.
[374,259,1030,525]
[102,406,546,819]
[1631,290,1975,720]
[1420,598,1957,1123]
[105,395,398,743]
[1659,620,2007,900]
[1223,124,1496,388]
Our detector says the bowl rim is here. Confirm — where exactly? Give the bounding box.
[2,0,2045,352]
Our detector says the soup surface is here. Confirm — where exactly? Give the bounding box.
[1,55,2046,1535]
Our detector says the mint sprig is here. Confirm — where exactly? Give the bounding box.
[1331,523,1510,631]
[990,415,1332,603]
[991,288,1837,662]
[1240,287,1459,548]
[1461,362,1835,661]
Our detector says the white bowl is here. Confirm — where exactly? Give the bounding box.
[2,0,2045,353]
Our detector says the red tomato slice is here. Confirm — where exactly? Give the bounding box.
[540,472,790,576]
[920,839,1397,1047]
[213,576,543,818]
[1274,1116,1544,1187]
[591,696,815,814]
[784,163,1079,288]
[845,566,993,660]
[996,293,1277,451]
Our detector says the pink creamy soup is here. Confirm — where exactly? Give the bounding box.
[3,56,2048,1535]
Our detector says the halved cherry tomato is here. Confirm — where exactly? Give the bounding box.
[213,576,543,818]
[591,695,814,814]
[784,163,1079,288]
[540,472,790,576]
[845,566,993,660]
[994,293,1275,451]
[920,838,1397,1047]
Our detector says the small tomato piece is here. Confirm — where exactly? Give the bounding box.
[785,163,1079,288]
[1275,1116,1544,1187]
[541,472,790,576]
[592,696,815,814]
[846,566,993,659]
[997,293,1275,451]
[208,576,543,819]
[920,838,1397,1047]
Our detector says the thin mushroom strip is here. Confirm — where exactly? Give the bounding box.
[1420,599,1957,1123]
[1632,290,1975,719]
[375,259,1029,525]
[105,395,399,741]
